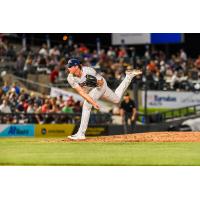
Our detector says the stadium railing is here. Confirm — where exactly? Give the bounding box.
[138,104,200,124]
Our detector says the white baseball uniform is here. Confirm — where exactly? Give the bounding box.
[67,66,133,136]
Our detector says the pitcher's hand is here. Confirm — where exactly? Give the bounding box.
[92,101,100,110]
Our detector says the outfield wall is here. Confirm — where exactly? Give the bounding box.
[0,124,108,138]
[0,115,194,138]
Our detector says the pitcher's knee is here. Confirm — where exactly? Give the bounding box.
[113,97,120,104]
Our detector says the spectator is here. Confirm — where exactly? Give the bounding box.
[49,46,60,57]
[147,60,158,73]
[6,44,16,61]
[0,99,11,113]
[15,53,25,72]
[49,97,60,113]
[171,70,187,90]
[118,47,127,58]
[27,101,35,113]
[38,54,48,68]
[16,99,25,113]
[120,93,137,133]
[50,66,59,84]
[79,43,88,54]
[39,43,48,57]
[48,54,59,67]
[2,81,10,94]
[23,54,33,74]
[62,101,74,113]
[194,55,200,71]
[23,99,29,112]
[11,82,20,95]
[41,99,50,113]
[56,95,65,108]
[107,46,116,58]
[180,49,187,62]
[67,96,75,107]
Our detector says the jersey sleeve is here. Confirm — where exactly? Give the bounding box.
[67,74,79,88]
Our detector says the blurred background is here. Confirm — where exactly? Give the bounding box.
[1,33,200,134]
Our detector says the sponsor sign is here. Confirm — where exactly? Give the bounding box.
[86,126,107,136]
[50,87,84,102]
[35,124,75,137]
[151,33,183,44]
[72,125,108,136]
[112,33,150,45]
[0,124,34,137]
[112,33,183,45]
[141,90,200,108]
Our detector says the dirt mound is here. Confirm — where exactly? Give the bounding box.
[66,132,200,142]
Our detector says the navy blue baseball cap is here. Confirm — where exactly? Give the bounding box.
[66,58,80,68]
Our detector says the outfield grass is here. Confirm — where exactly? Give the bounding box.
[0,138,200,166]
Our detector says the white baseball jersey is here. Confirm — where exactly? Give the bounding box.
[67,66,103,92]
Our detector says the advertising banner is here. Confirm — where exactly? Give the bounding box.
[112,33,150,45]
[0,124,34,137]
[151,33,183,44]
[50,87,84,102]
[112,33,183,45]
[86,126,108,136]
[72,125,108,136]
[35,124,75,137]
[141,90,200,108]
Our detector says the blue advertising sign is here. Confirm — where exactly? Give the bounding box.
[0,124,35,137]
[151,33,183,44]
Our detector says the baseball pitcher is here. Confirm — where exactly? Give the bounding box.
[66,58,142,140]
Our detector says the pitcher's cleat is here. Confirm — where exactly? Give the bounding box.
[126,69,142,79]
[68,133,86,140]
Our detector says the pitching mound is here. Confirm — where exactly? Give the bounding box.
[65,132,200,142]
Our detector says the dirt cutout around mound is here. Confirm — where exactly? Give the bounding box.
[65,132,200,143]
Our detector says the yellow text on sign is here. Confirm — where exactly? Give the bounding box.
[35,124,75,137]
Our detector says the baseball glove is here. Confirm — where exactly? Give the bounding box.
[79,75,98,87]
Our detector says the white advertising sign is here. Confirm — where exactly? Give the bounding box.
[50,87,84,102]
[141,90,200,108]
[112,33,150,45]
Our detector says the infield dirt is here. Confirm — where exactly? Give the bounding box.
[63,132,200,143]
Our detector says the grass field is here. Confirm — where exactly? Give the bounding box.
[1,138,200,166]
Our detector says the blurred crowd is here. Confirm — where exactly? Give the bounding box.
[0,81,83,123]
[2,36,200,125]
[1,36,200,91]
